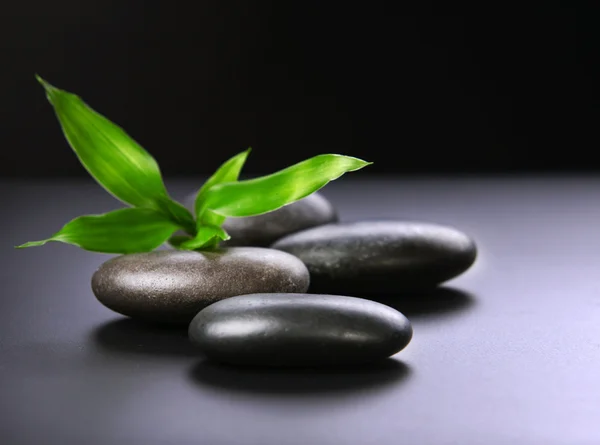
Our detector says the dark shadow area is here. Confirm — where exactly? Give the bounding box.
[91,318,199,358]
[360,287,476,320]
[188,358,411,395]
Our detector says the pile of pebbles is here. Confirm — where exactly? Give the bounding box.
[92,192,476,366]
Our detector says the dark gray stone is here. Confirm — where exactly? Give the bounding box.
[189,293,413,366]
[271,221,477,294]
[183,192,338,247]
[91,248,310,324]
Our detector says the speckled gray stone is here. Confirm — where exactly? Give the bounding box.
[91,248,310,324]
[189,293,413,366]
[184,192,338,247]
[271,221,477,294]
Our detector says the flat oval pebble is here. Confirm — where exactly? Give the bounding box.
[91,248,310,324]
[189,293,413,366]
[184,192,338,247]
[271,221,477,294]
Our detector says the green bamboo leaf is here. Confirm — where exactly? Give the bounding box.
[168,235,193,248]
[36,76,194,232]
[194,148,251,223]
[200,210,227,228]
[203,154,371,217]
[180,225,230,250]
[16,208,180,254]
[154,197,196,235]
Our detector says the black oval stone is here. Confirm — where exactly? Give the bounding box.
[188,293,413,366]
[184,192,338,247]
[271,221,477,295]
[91,248,310,324]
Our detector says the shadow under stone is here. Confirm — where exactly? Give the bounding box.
[91,318,200,358]
[188,358,411,395]
[354,286,476,319]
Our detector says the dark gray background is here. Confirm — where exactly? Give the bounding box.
[2,176,599,444]
[1,4,598,176]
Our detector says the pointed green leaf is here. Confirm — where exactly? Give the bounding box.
[180,225,230,250]
[168,235,193,249]
[203,154,371,217]
[194,148,251,222]
[36,76,194,232]
[199,209,227,228]
[16,208,180,254]
[154,196,196,235]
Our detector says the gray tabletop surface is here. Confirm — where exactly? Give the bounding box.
[1,176,599,445]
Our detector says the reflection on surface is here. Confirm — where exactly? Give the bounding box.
[188,358,411,396]
[92,318,199,358]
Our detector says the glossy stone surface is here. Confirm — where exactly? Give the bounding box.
[184,192,338,246]
[91,248,310,324]
[271,221,477,294]
[189,293,413,366]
